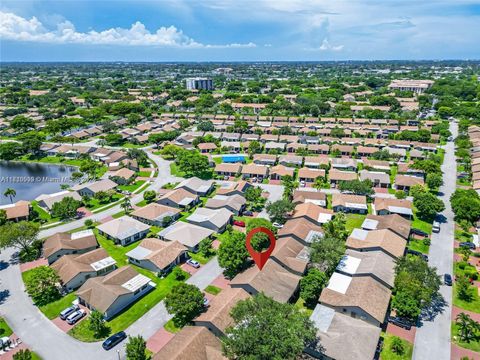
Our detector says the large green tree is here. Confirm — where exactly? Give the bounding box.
[165,283,204,327]
[23,266,61,305]
[222,293,318,360]
[51,196,82,219]
[125,335,147,360]
[218,231,249,278]
[300,268,328,307]
[0,221,39,254]
[266,199,295,224]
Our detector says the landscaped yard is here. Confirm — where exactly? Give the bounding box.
[380,332,413,360]
[31,201,62,225]
[164,319,181,333]
[188,251,215,265]
[170,163,186,177]
[84,194,123,211]
[451,321,480,352]
[137,170,153,177]
[294,297,314,317]
[39,293,77,320]
[412,213,432,235]
[118,180,146,193]
[94,229,139,266]
[0,317,13,337]
[453,283,480,313]
[345,213,366,232]
[204,285,222,295]
[408,238,430,254]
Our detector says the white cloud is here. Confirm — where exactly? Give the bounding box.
[318,39,343,51]
[0,11,256,48]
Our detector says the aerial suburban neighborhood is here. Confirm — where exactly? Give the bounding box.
[0,2,480,360]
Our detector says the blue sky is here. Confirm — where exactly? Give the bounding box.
[1,0,479,61]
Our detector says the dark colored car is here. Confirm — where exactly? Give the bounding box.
[460,242,476,250]
[407,249,428,262]
[444,274,452,286]
[388,316,412,330]
[243,210,253,216]
[102,331,127,350]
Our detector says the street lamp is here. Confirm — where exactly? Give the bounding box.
[117,349,120,360]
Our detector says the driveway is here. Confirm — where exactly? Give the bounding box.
[412,121,458,360]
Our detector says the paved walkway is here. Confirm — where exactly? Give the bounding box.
[452,306,480,323]
[413,121,458,360]
[386,323,416,344]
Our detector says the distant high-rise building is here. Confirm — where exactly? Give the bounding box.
[185,77,214,90]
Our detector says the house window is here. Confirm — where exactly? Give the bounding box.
[134,289,140,295]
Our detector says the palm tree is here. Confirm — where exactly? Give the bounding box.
[121,197,132,214]
[456,312,480,343]
[3,188,16,203]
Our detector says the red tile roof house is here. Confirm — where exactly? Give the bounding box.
[214,163,242,178]
[329,169,357,188]
[43,229,98,265]
[269,165,295,180]
[197,142,217,153]
[373,198,414,219]
[394,175,425,192]
[0,200,31,222]
[241,164,269,181]
[277,217,324,246]
[298,167,326,183]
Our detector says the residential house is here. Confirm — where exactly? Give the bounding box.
[43,229,98,264]
[278,155,303,167]
[205,194,246,215]
[74,179,118,198]
[298,167,325,183]
[303,155,329,168]
[278,217,324,246]
[332,194,368,214]
[158,221,215,252]
[269,165,294,180]
[51,248,116,291]
[346,228,407,259]
[230,260,301,303]
[394,175,424,192]
[293,202,334,225]
[36,191,82,212]
[77,266,154,320]
[0,200,31,222]
[214,163,242,177]
[292,190,327,207]
[126,238,187,274]
[359,170,390,188]
[131,203,181,227]
[329,170,357,187]
[361,214,411,240]
[319,272,391,327]
[373,198,413,219]
[186,208,233,233]
[253,154,277,166]
[241,164,269,180]
[175,177,215,196]
[194,287,250,337]
[306,304,381,360]
[110,168,136,184]
[270,236,309,276]
[216,181,252,196]
[197,143,217,153]
[97,216,150,246]
[331,157,357,171]
[152,326,224,360]
[157,188,200,209]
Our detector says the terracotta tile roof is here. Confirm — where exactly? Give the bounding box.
[346,229,407,258]
[43,230,97,259]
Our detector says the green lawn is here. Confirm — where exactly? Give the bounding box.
[85,194,122,210]
[164,319,181,333]
[451,321,480,352]
[455,230,473,243]
[412,214,432,235]
[39,293,77,320]
[345,213,366,232]
[408,238,430,254]
[213,157,223,164]
[32,201,62,225]
[170,163,186,177]
[188,251,215,265]
[380,333,413,360]
[204,285,222,295]
[294,298,314,317]
[112,210,126,219]
[118,180,146,193]
[137,170,152,177]
[0,317,13,337]
[135,199,148,207]
[95,229,139,266]
[69,267,190,341]
[453,283,480,313]
[19,155,83,167]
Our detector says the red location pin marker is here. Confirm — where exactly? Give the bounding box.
[245,227,276,270]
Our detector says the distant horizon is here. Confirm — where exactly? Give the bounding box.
[1,1,479,61]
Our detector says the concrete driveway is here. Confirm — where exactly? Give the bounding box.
[412,121,458,360]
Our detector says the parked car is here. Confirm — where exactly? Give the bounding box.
[447,136,453,142]
[411,228,429,237]
[102,331,127,350]
[300,181,306,187]
[186,259,200,268]
[388,316,412,330]
[66,309,86,325]
[0,337,11,349]
[243,210,253,216]
[460,242,476,250]
[233,220,246,227]
[272,222,283,229]
[374,336,384,359]
[203,297,210,307]
[59,304,80,320]
[432,221,440,233]
[444,273,452,286]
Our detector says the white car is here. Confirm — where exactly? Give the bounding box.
[272,222,284,229]
[66,309,86,325]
